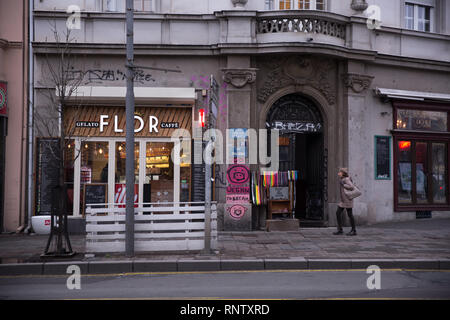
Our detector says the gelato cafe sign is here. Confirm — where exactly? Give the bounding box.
[75,115,180,133]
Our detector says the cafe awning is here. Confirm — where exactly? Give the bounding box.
[375,87,450,102]
[58,86,196,104]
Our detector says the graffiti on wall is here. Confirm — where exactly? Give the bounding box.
[227,204,248,220]
[66,68,156,84]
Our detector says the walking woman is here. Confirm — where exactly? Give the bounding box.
[333,168,357,236]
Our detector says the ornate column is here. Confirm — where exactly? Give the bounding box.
[221,60,257,231]
[341,66,374,227]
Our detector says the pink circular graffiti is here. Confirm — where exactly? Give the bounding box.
[228,204,247,220]
[227,164,249,185]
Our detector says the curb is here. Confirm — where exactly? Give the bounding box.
[1,258,449,276]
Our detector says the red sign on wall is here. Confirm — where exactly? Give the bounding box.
[114,183,139,208]
[0,81,7,117]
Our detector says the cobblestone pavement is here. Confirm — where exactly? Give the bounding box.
[1,218,449,263]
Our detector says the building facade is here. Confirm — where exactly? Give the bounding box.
[0,0,29,233]
[29,0,450,233]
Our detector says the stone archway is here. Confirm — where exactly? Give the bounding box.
[256,84,344,225]
[265,93,326,222]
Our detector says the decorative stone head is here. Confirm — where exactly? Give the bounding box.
[231,0,248,8]
[351,0,368,11]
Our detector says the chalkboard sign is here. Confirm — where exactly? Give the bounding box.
[36,138,60,215]
[192,164,205,201]
[269,187,289,200]
[375,136,391,180]
[84,183,107,215]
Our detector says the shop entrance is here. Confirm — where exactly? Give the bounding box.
[267,94,325,225]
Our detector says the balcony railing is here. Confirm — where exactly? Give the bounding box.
[256,11,348,41]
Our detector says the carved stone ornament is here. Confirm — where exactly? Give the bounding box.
[351,0,368,12]
[222,68,257,88]
[231,0,248,8]
[343,73,374,93]
[257,57,337,105]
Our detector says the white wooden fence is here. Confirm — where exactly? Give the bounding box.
[85,202,217,253]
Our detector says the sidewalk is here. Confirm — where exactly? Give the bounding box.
[1,218,449,274]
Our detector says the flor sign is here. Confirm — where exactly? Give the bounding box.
[99,114,159,133]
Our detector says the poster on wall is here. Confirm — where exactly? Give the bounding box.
[115,184,139,208]
[374,136,391,180]
[0,81,7,117]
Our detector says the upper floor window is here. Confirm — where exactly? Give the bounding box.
[105,0,117,12]
[134,0,153,12]
[265,0,325,10]
[405,2,433,32]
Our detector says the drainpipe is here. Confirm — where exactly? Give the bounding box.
[24,0,34,234]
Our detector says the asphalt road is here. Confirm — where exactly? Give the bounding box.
[1,269,449,300]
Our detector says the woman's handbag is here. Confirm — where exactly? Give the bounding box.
[344,180,362,200]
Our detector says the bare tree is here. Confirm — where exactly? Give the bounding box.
[34,24,86,257]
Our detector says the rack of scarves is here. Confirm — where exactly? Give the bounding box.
[250,170,299,206]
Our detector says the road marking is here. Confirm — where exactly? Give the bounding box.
[1,268,449,279]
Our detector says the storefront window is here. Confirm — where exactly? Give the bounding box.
[395,139,448,209]
[396,109,448,132]
[80,141,109,213]
[432,143,447,204]
[393,102,449,211]
[145,142,174,203]
[397,140,412,203]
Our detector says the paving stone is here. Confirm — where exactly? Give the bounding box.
[394,259,440,269]
[0,263,43,275]
[265,258,307,270]
[133,260,177,272]
[307,259,352,269]
[88,261,133,274]
[177,260,220,272]
[439,260,450,270]
[220,259,264,271]
[350,259,398,269]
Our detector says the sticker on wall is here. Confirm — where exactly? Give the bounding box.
[227,204,248,221]
[226,164,250,185]
[226,186,250,194]
[226,194,250,204]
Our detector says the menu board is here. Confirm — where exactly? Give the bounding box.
[84,183,107,212]
[269,187,289,200]
[375,136,391,180]
[191,164,205,201]
[36,139,60,215]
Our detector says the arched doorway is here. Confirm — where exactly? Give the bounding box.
[266,93,325,224]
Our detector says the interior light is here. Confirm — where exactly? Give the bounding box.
[399,141,411,150]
